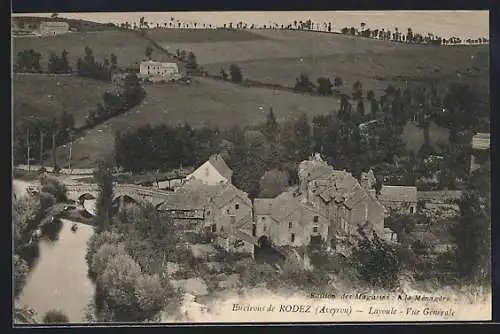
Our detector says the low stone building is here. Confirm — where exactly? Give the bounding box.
[378,185,418,215]
[139,60,181,82]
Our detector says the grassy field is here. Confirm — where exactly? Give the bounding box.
[146,28,269,43]
[147,29,489,96]
[48,77,340,168]
[13,74,112,127]
[14,27,488,168]
[13,30,176,71]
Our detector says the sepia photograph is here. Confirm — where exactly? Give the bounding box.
[11,10,491,324]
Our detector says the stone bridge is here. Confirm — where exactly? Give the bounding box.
[66,183,172,206]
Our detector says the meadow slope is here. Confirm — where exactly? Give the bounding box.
[13,74,113,127]
[13,30,176,70]
[49,77,340,167]
[149,29,489,97]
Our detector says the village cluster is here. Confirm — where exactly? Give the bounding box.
[137,129,489,259]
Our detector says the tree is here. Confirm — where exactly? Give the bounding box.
[452,164,490,283]
[294,73,315,93]
[229,64,243,83]
[86,230,124,277]
[145,45,153,59]
[259,169,289,198]
[185,51,198,71]
[220,68,228,80]
[333,77,343,93]
[356,100,365,116]
[90,243,127,280]
[351,227,400,290]
[43,310,69,323]
[316,77,333,96]
[93,160,115,232]
[13,255,29,298]
[96,252,142,321]
[352,80,363,101]
[264,108,279,143]
[122,72,146,108]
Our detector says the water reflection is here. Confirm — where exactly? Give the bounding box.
[16,219,95,323]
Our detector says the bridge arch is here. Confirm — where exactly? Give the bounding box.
[78,192,97,204]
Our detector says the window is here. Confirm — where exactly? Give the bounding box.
[410,207,414,214]
[235,203,240,210]
[291,233,295,242]
[263,225,267,232]
[226,209,230,214]
[262,217,265,221]
[206,210,210,216]
[313,226,318,233]
[313,216,319,223]
[211,224,216,233]
[289,222,292,229]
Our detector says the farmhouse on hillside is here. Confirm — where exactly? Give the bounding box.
[39,21,70,36]
[378,185,418,215]
[470,132,490,173]
[185,154,233,186]
[296,154,390,253]
[139,60,181,82]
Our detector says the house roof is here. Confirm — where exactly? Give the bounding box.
[157,181,220,210]
[472,133,490,150]
[211,183,251,209]
[157,181,250,211]
[208,154,233,180]
[379,185,417,203]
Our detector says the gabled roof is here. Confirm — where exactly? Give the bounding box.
[157,181,220,210]
[208,154,233,181]
[379,185,418,203]
[211,183,251,209]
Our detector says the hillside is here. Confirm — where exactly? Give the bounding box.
[13,30,176,70]
[13,74,112,127]
[12,16,118,32]
[49,77,340,167]
[148,29,489,97]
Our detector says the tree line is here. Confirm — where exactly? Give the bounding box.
[340,25,489,46]
[113,79,482,197]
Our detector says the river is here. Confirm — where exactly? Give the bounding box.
[16,219,95,323]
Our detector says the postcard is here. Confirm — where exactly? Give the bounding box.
[12,10,491,324]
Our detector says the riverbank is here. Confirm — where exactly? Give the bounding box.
[15,219,95,323]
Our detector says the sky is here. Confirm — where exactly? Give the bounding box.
[12,11,489,39]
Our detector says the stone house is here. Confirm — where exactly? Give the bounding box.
[297,154,388,252]
[139,60,181,82]
[253,191,329,248]
[378,185,418,215]
[185,154,233,186]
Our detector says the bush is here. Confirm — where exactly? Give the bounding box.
[229,64,243,83]
[39,175,68,202]
[13,255,29,298]
[43,309,69,323]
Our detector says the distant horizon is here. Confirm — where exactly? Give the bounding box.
[12,11,489,39]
